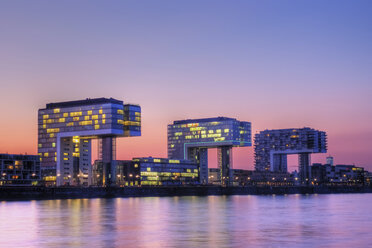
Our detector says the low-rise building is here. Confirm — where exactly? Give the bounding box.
[0,154,41,186]
[311,163,365,185]
[93,157,199,186]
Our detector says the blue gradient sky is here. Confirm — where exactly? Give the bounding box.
[0,0,371,170]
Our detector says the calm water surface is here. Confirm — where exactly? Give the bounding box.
[0,194,371,248]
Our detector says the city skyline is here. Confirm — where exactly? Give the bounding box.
[0,1,371,170]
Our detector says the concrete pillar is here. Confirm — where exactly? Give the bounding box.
[218,146,233,186]
[273,154,287,172]
[188,147,208,184]
[100,137,116,186]
[299,153,311,184]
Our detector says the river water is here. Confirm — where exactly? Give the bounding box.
[0,194,371,247]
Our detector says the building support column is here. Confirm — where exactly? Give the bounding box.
[100,137,116,187]
[218,146,233,186]
[299,153,311,185]
[188,148,208,184]
[272,154,288,172]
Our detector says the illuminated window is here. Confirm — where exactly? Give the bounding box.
[43,114,49,119]
[70,112,82,117]
[99,109,103,114]
[53,109,60,113]
[94,124,100,130]
[102,119,106,124]
[63,113,68,117]
[59,118,65,123]
[84,116,90,121]
[79,120,92,126]
[52,143,56,147]
[38,144,42,148]
[67,122,74,127]
[43,124,46,129]
[92,115,98,120]
[87,110,92,115]
[47,128,60,133]
[73,117,80,121]
[117,119,124,125]
[117,109,124,115]
[44,153,49,157]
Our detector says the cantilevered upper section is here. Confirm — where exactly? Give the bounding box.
[38,97,141,139]
[168,117,251,159]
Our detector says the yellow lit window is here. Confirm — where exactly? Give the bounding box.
[102,114,106,118]
[67,122,74,127]
[63,152,69,156]
[117,109,124,115]
[70,111,82,117]
[43,124,46,129]
[99,109,103,114]
[44,153,49,157]
[79,120,92,126]
[52,143,56,147]
[102,119,106,124]
[38,144,42,148]
[53,108,60,113]
[87,110,92,115]
[84,116,90,121]
[117,119,124,125]
[154,159,161,163]
[47,119,54,124]
[73,117,80,121]
[47,128,60,133]
[50,133,54,138]
[224,129,229,133]
[95,120,98,124]
[64,158,69,161]
[59,118,65,123]
[43,114,49,119]
[94,124,100,130]
[63,113,68,117]
[92,115,98,120]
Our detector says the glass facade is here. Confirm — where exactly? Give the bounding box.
[38,98,141,186]
[137,157,199,186]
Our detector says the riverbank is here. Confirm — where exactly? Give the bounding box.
[0,185,371,200]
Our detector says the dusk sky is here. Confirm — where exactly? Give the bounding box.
[0,1,371,170]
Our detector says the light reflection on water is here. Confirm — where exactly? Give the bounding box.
[0,194,372,247]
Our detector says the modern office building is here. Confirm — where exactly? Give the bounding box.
[254,127,327,184]
[0,154,41,186]
[168,117,251,185]
[93,157,199,186]
[38,98,141,186]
